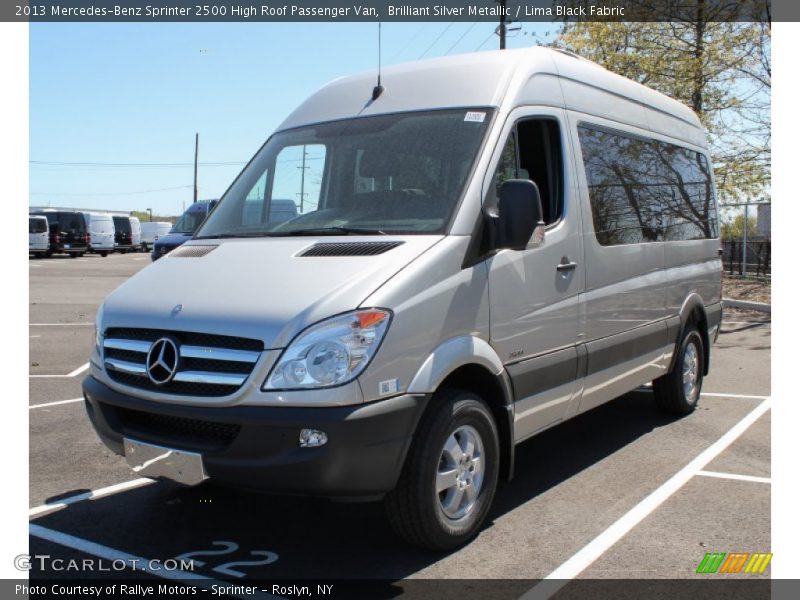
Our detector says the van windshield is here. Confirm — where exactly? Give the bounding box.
[196,109,493,238]
[171,208,208,234]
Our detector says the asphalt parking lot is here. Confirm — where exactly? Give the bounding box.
[28,253,771,596]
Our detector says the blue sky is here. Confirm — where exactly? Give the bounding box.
[30,21,552,216]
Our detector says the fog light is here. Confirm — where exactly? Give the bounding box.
[299,429,328,448]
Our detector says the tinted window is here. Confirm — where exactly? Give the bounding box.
[57,212,85,233]
[113,217,132,234]
[578,126,717,246]
[29,218,47,233]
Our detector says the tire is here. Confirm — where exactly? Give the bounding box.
[100,251,108,257]
[119,249,127,254]
[385,389,499,550]
[69,253,78,259]
[653,325,704,415]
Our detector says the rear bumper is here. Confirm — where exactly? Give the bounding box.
[82,376,428,497]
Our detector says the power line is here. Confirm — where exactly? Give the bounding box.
[30,185,193,197]
[446,22,478,55]
[474,29,497,52]
[30,160,245,168]
[419,22,455,59]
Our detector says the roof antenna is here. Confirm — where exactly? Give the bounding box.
[372,22,384,101]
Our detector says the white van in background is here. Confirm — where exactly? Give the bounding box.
[82,212,115,257]
[139,221,172,251]
[29,214,49,257]
[129,217,143,251]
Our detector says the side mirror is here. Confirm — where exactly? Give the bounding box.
[493,179,546,251]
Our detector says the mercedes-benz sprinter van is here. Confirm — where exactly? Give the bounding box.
[83,212,115,257]
[29,215,50,257]
[84,48,722,550]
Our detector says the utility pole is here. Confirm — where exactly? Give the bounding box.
[193,133,199,203]
[499,0,507,49]
[147,208,152,222]
[297,145,309,213]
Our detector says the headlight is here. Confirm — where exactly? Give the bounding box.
[264,309,391,390]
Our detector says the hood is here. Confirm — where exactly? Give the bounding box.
[154,232,192,247]
[103,236,443,349]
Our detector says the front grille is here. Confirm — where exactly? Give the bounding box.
[114,406,241,449]
[105,328,263,351]
[103,328,263,397]
[299,241,404,257]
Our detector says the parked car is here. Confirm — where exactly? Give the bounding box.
[129,216,142,252]
[29,215,50,257]
[82,212,115,257]
[139,222,172,252]
[112,216,133,253]
[151,200,217,260]
[30,210,88,257]
[85,48,722,550]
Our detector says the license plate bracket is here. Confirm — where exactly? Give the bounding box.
[124,438,208,486]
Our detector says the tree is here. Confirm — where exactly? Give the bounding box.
[130,210,176,224]
[720,213,757,240]
[553,8,770,203]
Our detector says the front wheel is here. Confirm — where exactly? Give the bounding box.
[653,325,704,415]
[100,251,108,257]
[385,389,499,550]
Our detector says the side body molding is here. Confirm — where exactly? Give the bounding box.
[407,336,506,395]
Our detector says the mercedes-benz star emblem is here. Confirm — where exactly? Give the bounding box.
[146,337,180,385]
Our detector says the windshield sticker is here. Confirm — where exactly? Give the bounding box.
[464,111,486,123]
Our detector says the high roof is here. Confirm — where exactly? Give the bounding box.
[277,47,706,149]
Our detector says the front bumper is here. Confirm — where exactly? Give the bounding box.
[83,376,427,498]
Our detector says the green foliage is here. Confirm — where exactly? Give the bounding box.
[554,19,770,203]
[720,213,757,240]
[130,210,176,224]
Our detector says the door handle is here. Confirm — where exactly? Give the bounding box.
[557,260,578,272]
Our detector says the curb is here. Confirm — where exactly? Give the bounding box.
[723,298,771,314]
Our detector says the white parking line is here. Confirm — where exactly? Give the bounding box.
[30,362,90,379]
[519,397,771,599]
[30,323,93,326]
[30,398,84,410]
[67,362,90,377]
[29,478,154,517]
[696,470,771,484]
[700,392,769,400]
[29,525,278,599]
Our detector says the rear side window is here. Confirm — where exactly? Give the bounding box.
[113,217,132,234]
[58,213,85,233]
[29,218,47,233]
[578,125,718,246]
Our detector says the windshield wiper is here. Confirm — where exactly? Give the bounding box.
[269,226,387,236]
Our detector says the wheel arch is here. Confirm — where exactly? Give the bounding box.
[673,294,711,375]
[407,336,515,481]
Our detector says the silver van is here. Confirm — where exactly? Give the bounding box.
[29,214,50,256]
[83,48,722,550]
[82,212,115,257]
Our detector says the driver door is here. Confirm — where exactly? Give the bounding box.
[486,107,585,442]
